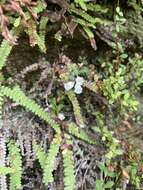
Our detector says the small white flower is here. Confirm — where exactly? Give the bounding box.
[79,124,85,128]
[58,113,65,120]
[74,84,83,94]
[64,81,75,91]
[75,76,84,86]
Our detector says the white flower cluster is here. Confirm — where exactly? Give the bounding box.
[58,113,65,121]
[64,77,84,94]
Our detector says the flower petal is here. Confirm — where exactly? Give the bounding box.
[64,81,75,91]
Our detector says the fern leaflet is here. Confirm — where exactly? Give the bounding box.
[68,122,95,144]
[70,5,96,25]
[0,93,4,129]
[74,18,95,29]
[0,134,7,190]
[0,167,14,175]
[0,86,60,133]
[8,140,22,190]
[67,91,85,128]
[75,0,87,11]
[38,16,49,53]
[32,0,46,14]
[0,40,12,70]
[33,142,47,169]
[62,135,76,190]
[43,134,61,185]
[26,19,39,47]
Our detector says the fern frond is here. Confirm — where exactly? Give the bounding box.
[0,93,4,128]
[26,4,48,50]
[83,26,94,38]
[17,61,47,80]
[38,16,49,53]
[0,134,7,190]
[24,133,33,168]
[0,86,60,133]
[74,18,95,29]
[75,0,87,11]
[33,141,47,169]
[43,134,61,185]
[82,26,97,50]
[68,122,95,144]
[70,5,96,25]
[67,91,85,128]
[27,19,38,46]
[32,0,46,14]
[62,135,75,190]
[0,167,14,175]
[8,140,22,190]
[86,3,108,13]
[0,40,12,70]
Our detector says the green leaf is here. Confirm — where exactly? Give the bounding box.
[8,140,22,190]
[14,17,21,27]
[43,134,61,184]
[104,181,114,188]
[0,40,12,70]
[83,26,94,38]
[75,0,87,11]
[95,179,104,190]
[0,166,14,175]
[63,137,76,190]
